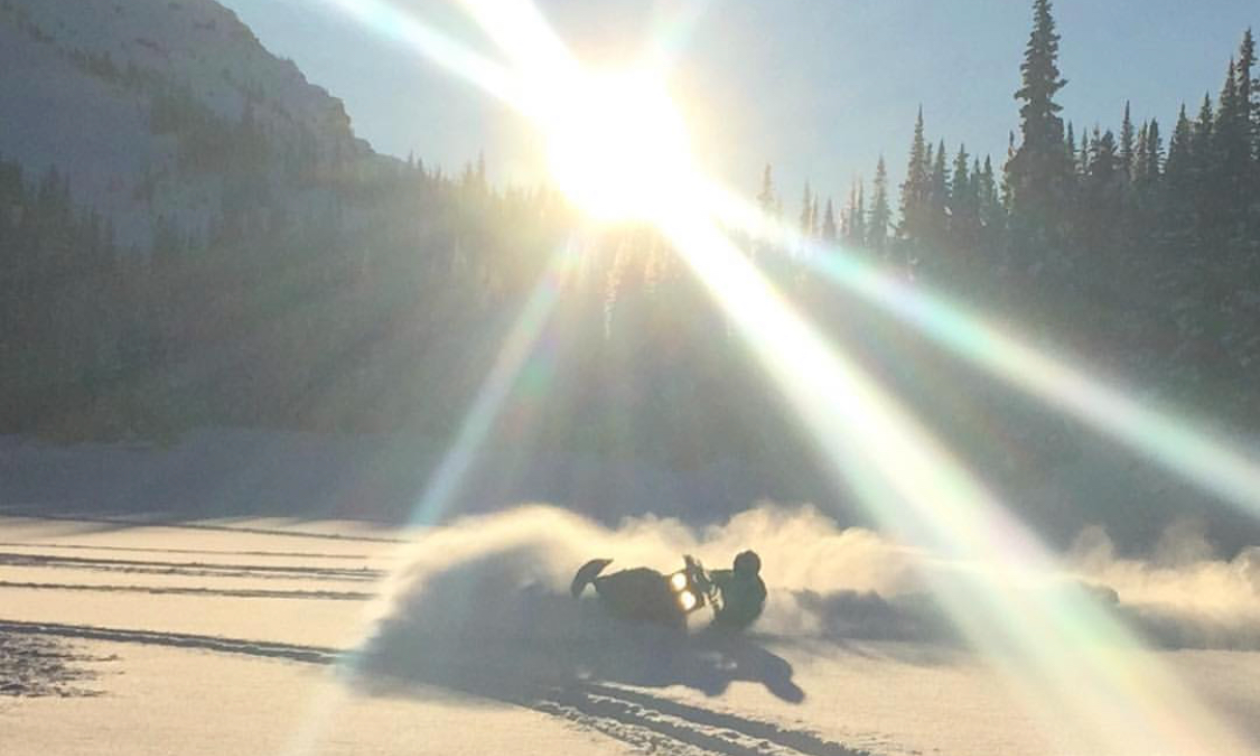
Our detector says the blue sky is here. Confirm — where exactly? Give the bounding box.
[222,0,1257,212]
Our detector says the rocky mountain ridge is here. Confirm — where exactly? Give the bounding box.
[0,0,384,249]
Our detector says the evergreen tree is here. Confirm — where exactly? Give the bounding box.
[1242,29,1258,157]
[1167,106,1193,183]
[977,156,1003,241]
[1164,105,1195,237]
[757,164,776,214]
[953,145,972,208]
[1193,93,1216,168]
[1062,121,1081,201]
[800,182,815,236]
[1244,29,1258,112]
[899,107,931,243]
[1002,131,1017,213]
[1078,129,1091,177]
[1216,50,1254,237]
[1132,118,1165,250]
[1217,60,1246,159]
[842,182,857,245]
[1218,58,1242,131]
[1120,102,1136,181]
[1192,93,1218,233]
[839,193,851,240]
[1238,29,1258,238]
[1006,0,1071,229]
[929,139,951,237]
[822,198,838,241]
[1083,128,1123,249]
[850,180,866,247]
[1116,104,1140,243]
[1134,122,1150,184]
[947,144,977,245]
[1145,118,1164,179]
[868,156,892,254]
[950,144,980,251]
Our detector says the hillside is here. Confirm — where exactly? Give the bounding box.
[0,0,377,249]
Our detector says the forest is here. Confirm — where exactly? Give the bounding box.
[1,1,1258,517]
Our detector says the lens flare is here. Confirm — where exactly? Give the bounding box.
[319,0,526,110]
[705,182,1260,525]
[457,0,574,82]
[409,243,575,527]
[670,571,689,591]
[660,212,1250,754]
[303,2,1254,753]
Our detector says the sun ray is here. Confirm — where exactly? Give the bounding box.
[643,0,714,75]
[457,0,575,81]
[279,243,576,756]
[296,2,1254,752]
[704,182,1260,524]
[660,212,1251,755]
[408,242,576,527]
[318,0,526,109]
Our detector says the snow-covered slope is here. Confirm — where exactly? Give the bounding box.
[0,0,378,248]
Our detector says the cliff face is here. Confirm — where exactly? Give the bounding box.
[0,0,379,249]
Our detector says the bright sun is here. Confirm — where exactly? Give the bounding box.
[543,69,696,223]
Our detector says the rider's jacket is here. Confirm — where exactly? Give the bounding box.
[708,569,767,629]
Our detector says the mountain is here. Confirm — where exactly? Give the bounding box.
[0,0,381,249]
[0,0,566,449]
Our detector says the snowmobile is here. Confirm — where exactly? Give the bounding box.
[569,554,723,629]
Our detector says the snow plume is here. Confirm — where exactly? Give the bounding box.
[351,504,1260,702]
[358,502,932,642]
[350,503,932,700]
[1070,521,1260,651]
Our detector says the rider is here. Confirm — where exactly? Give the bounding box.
[707,550,766,630]
[571,549,766,630]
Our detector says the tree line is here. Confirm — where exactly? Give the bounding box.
[765,2,1259,424]
[2,0,1258,519]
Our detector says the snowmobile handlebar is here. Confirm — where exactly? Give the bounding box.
[682,555,722,612]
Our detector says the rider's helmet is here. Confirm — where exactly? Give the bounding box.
[733,549,761,576]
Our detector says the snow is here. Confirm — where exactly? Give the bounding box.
[2,640,634,756]
[2,0,358,143]
[2,486,1259,755]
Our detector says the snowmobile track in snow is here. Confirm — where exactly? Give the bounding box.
[538,684,870,756]
[0,551,383,581]
[0,620,341,664]
[565,683,868,756]
[0,581,374,601]
[0,619,874,756]
[0,509,406,544]
[0,541,375,560]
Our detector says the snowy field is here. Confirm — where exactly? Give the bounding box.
[3,500,1260,756]
[3,431,1260,756]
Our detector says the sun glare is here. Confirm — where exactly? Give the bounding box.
[543,70,696,223]
[304,3,1258,754]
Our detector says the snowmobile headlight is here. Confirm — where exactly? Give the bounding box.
[678,590,697,611]
[670,572,688,591]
